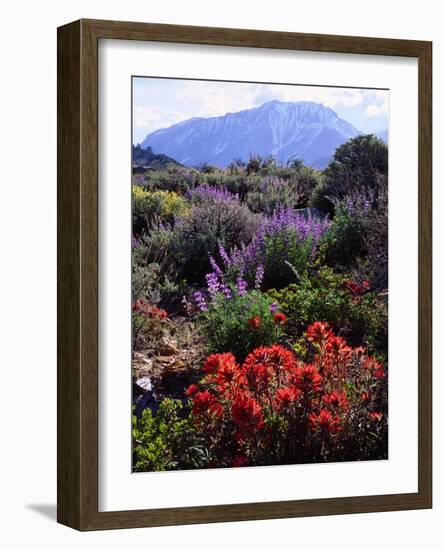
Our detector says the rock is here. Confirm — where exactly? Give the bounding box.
[132,353,154,377]
[155,355,175,364]
[157,338,179,356]
[136,376,152,392]
[137,365,153,377]
[132,318,206,402]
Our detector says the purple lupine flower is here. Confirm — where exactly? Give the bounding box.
[345,195,355,215]
[220,281,232,299]
[206,272,220,298]
[242,207,330,268]
[187,184,237,203]
[269,301,279,314]
[193,291,208,312]
[218,243,231,268]
[254,264,264,289]
[206,207,331,287]
[229,246,247,276]
[338,192,371,217]
[209,255,223,277]
[236,276,248,296]
[363,196,371,213]
[258,176,286,191]
[260,206,331,248]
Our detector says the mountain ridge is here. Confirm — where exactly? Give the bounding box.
[140,100,362,169]
[132,144,182,171]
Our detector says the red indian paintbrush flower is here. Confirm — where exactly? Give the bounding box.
[150,306,168,319]
[204,352,236,374]
[185,384,199,398]
[363,357,386,379]
[243,362,272,393]
[192,390,223,420]
[231,393,264,435]
[247,316,262,330]
[322,390,348,409]
[345,279,370,296]
[274,385,301,412]
[309,409,342,434]
[215,360,245,394]
[273,312,287,325]
[306,321,333,347]
[132,299,167,319]
[243,344,296,378]
[325,335,351,359]
[373,365,386,378]
[293,365,323,393]
[189,324,386,462]
[232,455,248,467]
[135,298,146,308]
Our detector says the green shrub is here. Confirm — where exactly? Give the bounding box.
[275,165,321,207]
[132,226,183,305]
[311,134,388,214]
[318,202,367,268]
[245,154,277,175]
[262,229,316,288]
[173,200,260,283]
[309,180,333,213]
[245,177,301,214]
[217,174,259,199]
[133,399,208,471]
[139,169,200,194]
[132,186,188,235]
[269,267,387,358]
[202,289,284,360]
[249,208,331,289]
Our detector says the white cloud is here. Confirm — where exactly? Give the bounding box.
[364,91,388,117]
[133,106,187,133]
[365,104,385,117]
[173,81,371,119]
[267,85,365,108]
[175,81,260,118]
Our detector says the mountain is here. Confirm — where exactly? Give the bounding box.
[140,100,361,169]
[132,144,182,172]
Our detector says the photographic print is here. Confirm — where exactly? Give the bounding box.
[131,77,389,473]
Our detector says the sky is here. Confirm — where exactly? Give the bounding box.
[132,77,389,145]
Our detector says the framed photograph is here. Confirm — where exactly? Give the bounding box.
[57,19,432,530]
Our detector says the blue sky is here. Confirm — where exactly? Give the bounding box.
[133,77,389,145]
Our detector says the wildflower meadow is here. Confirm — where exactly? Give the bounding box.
[131,124,388,471]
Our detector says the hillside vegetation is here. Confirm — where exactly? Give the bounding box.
[131,134,389,471]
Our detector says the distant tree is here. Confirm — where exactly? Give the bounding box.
[246,154,277,175]
[227,158,246,175]
[199,162,219,174]
[310,135,388,213]
[286,156,304,169]
[232,158,246,167]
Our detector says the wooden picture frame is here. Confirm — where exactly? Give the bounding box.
[57,18,432,530]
